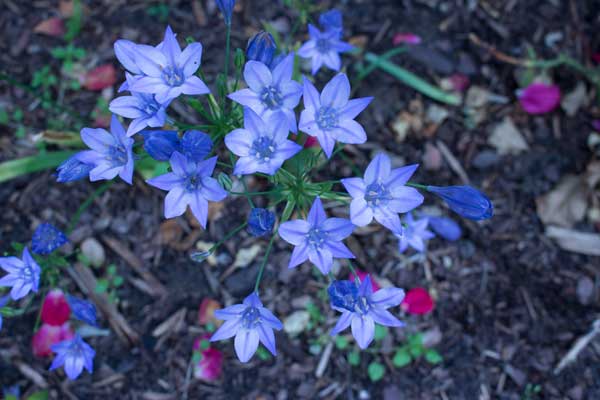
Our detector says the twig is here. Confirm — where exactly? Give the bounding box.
[436,140,470,184]
[554,319,600,374]
[315,341,334,378]
[15,361,48,388]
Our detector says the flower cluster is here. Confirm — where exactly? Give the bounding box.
[46,4,494,369]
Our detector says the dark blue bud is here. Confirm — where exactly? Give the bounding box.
[141,130,181,161]
[246,31,277,66]
[427,216,461,241]
[66,295,98,327]
[247,208,275,237]
[328,280,358,312]
[269,52,287,69]
[216,0,235,25]
[56,153,93,183]
[427,186,493,220]
[31,223,68,255]
[319,9,343,37]
[181,130,213,162]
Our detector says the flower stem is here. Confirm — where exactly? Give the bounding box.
[254,229,277,293]
[211,221,248,253]
[347,261,360,285]
[406,182,428,190]
[224,24,231,80]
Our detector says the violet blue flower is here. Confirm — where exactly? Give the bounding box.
[247,208,275,237]
[146,152,227,228]
[126,26,210,103]
[328,280,358,311]
[210,292,283,363]
[31,223,68,255]
[142,130,181,161]
[0,248,41,300]
[342,153,423,231]
[228,53,302,132]
[77,115,135,184]
[56,153,94,183]
[0,295,9,332]
[279,197,355,274]
[298,24,353,75]
[426,185,493,220]
[299,74,372,158]
[330,275,404,349]
[66,295,98,327]
[396,214,435,253]
[109,74,170,136]
[181,130,212,161]
[225,108,301,175]
[319,9,343,38]
[49,334,95,380]
[246,31,277,66]
[426,215,461,241]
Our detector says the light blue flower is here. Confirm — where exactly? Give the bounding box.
[210,292,283,363]
[146,152,227,228]
[396,214,435,253]
[49,334,95,380]
[342,153,423,232]
[229,53,302,133]
[298,24,353,75]
[225,108,301,176]
[299,74,372,158]
[0,248,41,300]
[77,115,135,184]
[330,275,404,349]
[279,197,355,274]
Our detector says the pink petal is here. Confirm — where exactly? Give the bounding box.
[33,17,65,37]
[304,136,319,148]
[82,64,117,91]
[193,338,223,382]
[392,33,422,46]
[41,289,71,326]
[518,83,561,115]
[198,298,222,327]
[32,322,74,357]
[400,287,435,315]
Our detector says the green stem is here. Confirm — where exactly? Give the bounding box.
[364,52,461,106]
[67,181,114,234]
[347,261,360,284]
[406,182,428,190]
[241,177,255,208]
[210,221,248,253]
[356,47,407,81]
[254,230,277,293]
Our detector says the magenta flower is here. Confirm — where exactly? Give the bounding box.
[392,33,422,46]
[193,337,223,382]
[518,83,561,115]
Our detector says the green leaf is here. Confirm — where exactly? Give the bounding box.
[367,361,386,382]
[424,349,443,364]
[335,335,349,350]
[0,151,76,183]
[392,348,412,368]
[408,333,423,349]
[26,390,49,400]
[256,346,271,360]
[136,156,169,180]
[112,276,124,287]
[364,52,461,106]
[374,325,388,341]
[409,345,424,358]
[200,339,210,350]
[107,265,117,276]
[95,279,109,293]
[191,351,202,364]
[347,350,360,366]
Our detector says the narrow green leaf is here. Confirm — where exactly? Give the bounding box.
[0,151,76,183]
[26,390,49,400]
[364,52,461,106]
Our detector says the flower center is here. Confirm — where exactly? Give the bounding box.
[364,182,391,207]
[143,100,160,116]
[306,228,327,250]
[316,106,338,130]
[185,175,201,192]
[21,264,34,281]
[107,145,128,166]
[251,137,276,163]
[316,38,331,53]
[353,296,370,315]
[161,65,185,87]
[241,307,261,329]
[260,86,283,110]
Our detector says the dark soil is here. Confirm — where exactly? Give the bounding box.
[1,1,600,399]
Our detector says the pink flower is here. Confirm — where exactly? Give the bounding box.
[198,298,222,327]
[448,74,470,92]
[304,136,319,148]
[41,289,71,327]
[348,270,381,292]
[518,83,561,115]
[193,337,223,382]
[401,287,434,315]
[392,33,422,46]
[32,322,74,357]
[82,64,117,91]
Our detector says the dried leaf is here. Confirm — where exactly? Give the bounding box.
[536,175,587,228]
[159,220,183,247]
[561,82,587,117]
[283,310,310,336]
[82,64,117,91]
[232,244,262,269]
[488,117,529,155]
[33,17,65,37]
[546,226,600,256]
